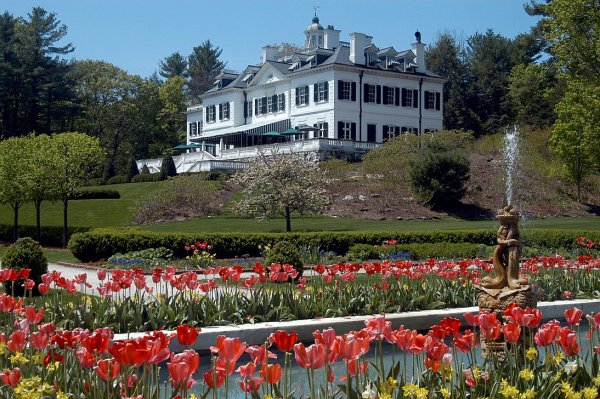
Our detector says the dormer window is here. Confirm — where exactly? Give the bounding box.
[242,74,253,83]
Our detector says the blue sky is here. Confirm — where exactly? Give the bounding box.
[3,1,539,77]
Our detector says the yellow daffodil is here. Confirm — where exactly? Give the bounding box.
[519,368,534,382]
[526,347,538,361]
[10,352,29,365]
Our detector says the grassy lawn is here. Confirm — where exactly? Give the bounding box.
[143,215,600,233]
[0,182,162,227]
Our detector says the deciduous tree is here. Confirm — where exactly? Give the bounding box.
[231,153,330,232]
[0,136,32,239]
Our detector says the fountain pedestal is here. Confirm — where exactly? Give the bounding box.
[476,205,536,358]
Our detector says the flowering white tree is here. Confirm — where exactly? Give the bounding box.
[231,153,330,232]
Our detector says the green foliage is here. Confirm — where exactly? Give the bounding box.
[159,153,177,180]
[508,63,559,127]
[187,39,225,100]
[106,175,129,185]
[104,247,173,269]
[159,51,188,79]
[2,237,48,296]
[140,164,151,175]
[0,225,88,247]
[69,189,120,200]
[346,242,489,261]
[408,143,470,207]
[133,175,221,224]
[264,241,304,278]
[68,227,600,263]
[126,156,140,181]
[550,80,600,202]
[131,173,160,183]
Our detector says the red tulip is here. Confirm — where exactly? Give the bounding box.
[480,320,502,341]
[453,329,477,353]
[478,312,498,332]
[335,333,367,362]
[7,331,26,353]
[502,322,521,344]
[424,336,448,362]
[37,283,49,295]
[260,363,282,384]
[565,307,583,326]
[364,314,394,342]
[313,327,337,350]
[210,335,247,364]
[18,269,31,280]
[203,368,225,388]
[95,358,121,381]
[24,305,44,324]
[235,362,256,378]
[82,328,112,354]
[409,333,426,354]
[245,345,277,365]
[269,330,298,352]
[76,347,95,368]
[535,321,561,347]
[177,324,200,346]
[0,367,21,387]
[294,342,327,369]
[393,327,415,352]
[239,377,263,392]
[29,332,49,350]
[97,269,107,281]
[437,317,461,338]
[463,312,479,327]
[557,327,580,356]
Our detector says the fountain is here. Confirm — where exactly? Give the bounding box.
[503,126,520,206]
[475,126,536,356]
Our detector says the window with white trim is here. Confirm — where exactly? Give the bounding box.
[219,102,230,120]
[206,105,216,123]
[296,85,309,106]
[341,122,352,140]
[247,100,252,116]
[366,84,376,103]
[342,81,351,100]
[426,92,435,110]
[277,93,285,111]
[383,125,398,141]
[316,82,328,102]
[386,87,395,105]
[403,90,413,107]
[257,97,265,115]
[267,96,273,113]
[316,122,328,138]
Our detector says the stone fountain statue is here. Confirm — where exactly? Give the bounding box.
[476,205,537,357]
[481,205,528,290]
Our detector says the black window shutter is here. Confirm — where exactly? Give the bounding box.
[337,121,344,139]
[218,104,222,120]
[281,94,286,111]
[435,92,441,110]
[314,83,319,102]
[243,101,247,118]
[413,89,419,108]
[364,83,369,102]
[338,80,343,99]
[206,110,209,122]
[295,88,299,106]
[351,123,357,141]
[351,82,356,101]
[401,88,407,106]
[324,82,329,101]
[255,99,258,115]
[382,86,388,105]
[376,85,381,104]
[272,95,278,112]
[395,88,400,106]
[262,97,267,114]
[323,122,328,134]
[424,91,430,109]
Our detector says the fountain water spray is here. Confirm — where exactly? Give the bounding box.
[503,125,520,205]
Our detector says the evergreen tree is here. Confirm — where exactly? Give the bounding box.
[188,40,225,101]
[159,152,177,180]
[126,155,140,181]
[159,51,188,79]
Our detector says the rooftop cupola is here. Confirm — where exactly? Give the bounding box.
[304,13,324,50]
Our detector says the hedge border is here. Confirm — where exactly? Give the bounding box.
[0,225,90,247]
[67,228,600,263]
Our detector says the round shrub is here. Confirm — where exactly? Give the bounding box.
[131,173,160,183]
[2,237,48,296]
[264,241,303,280]
[106,175,129,185]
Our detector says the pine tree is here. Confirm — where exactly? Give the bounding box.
[159,152,177,180]
[188,40,225,101]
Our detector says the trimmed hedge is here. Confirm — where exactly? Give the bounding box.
[0,225,90,247]
[131,173,161,183]
[69,189,121,200]
[106,175,129,185]
[67,228,600,263]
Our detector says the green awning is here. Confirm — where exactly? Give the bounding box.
[173,144,204,150]
[262,131,281,137]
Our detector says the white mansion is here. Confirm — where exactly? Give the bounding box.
[140,16,444,173]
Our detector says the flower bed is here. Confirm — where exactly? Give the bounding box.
[0,298,600,398]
